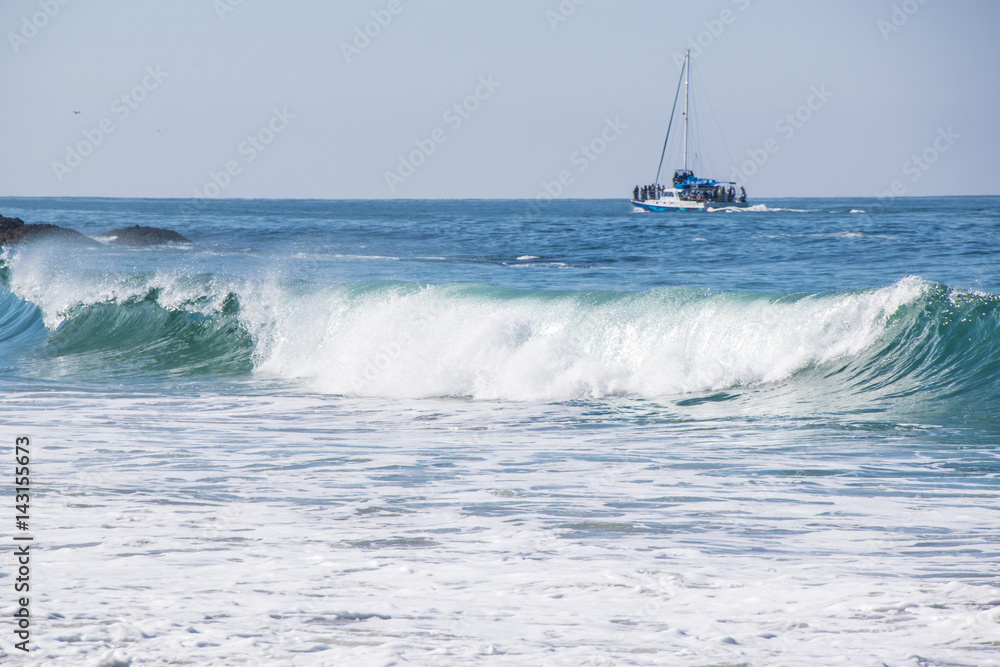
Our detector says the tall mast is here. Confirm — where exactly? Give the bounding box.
[682,49,690,172]
[654,50,687,186]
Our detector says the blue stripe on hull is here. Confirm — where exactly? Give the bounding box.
[631,200,702,212]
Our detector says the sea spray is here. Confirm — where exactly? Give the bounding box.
[5,242,999,407]
[242,278,931,400]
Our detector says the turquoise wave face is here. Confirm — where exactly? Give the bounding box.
[0,287,47,366]
[838,284,1000,419]
[38,294,254,380]
[3,269,999,414]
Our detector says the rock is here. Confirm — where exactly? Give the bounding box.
[0,213,99,246]
[0,214,25,230]
[99,225,192,246]
[0,215,190,248]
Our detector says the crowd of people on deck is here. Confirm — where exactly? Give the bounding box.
[632,183,747,204]
[634,184,667,201]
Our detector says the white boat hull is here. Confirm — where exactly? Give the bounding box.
[631,197,748,212]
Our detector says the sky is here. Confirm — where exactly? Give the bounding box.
[1,0,998,200]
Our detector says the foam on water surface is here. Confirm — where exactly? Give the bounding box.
[3,393,998,666]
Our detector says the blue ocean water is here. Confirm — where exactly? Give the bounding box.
[1,197,999,665]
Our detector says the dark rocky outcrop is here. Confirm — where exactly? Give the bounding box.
[0,214,98,246]
[1,215,191,247]
[99,225,192,246]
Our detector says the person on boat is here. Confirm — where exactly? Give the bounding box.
[739,187,746,203]
[633,186,639,200]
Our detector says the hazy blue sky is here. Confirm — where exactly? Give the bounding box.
[2,0,997,199]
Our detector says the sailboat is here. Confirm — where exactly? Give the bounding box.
[631,49,748,212]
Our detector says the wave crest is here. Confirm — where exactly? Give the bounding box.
[246,278,931,401]
[4,247,998,407]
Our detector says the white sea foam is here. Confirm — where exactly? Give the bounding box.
[5,245,931,401]
[505,261,570,269]
[6,247,228,329]
[715,204,817,213]
[3,235,997,666]
[5,392,998,666]
[327,253,402,261]
[245,277,929,401]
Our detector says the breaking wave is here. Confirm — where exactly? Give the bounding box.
[2,248,999,410]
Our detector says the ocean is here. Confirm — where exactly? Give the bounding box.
[1,196,998,666]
